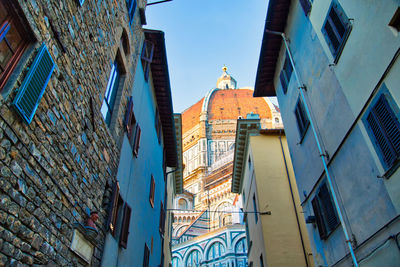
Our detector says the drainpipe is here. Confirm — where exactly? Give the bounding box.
[266,29,359,267]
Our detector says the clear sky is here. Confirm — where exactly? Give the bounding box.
[146,0,270,113]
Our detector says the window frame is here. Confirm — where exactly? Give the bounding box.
[311,182,340,240]
[143,243,150,267]
[101,62,121,127]
[132,124,141,157]
[294,97,310,142]
[279,53,293,95]
[0,0,34,90]
[141,40,154,82]
[107,182,124,237]
[253,194,258,224]
[159,201,165,234]
[321,0,352,63]
[126,0,137,25]
[363,85,400,177]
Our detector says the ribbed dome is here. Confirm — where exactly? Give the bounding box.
[207,89,271,120]
[182,88,272,133]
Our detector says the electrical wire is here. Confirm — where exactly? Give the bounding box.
[166,208,271,215]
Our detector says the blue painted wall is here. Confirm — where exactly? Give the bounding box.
[272,1,400,266]
[102,57,167,267]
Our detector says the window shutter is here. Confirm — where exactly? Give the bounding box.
[107,182,120,236]
[141,40,154,63]
[367,95,400,168]
[119,204,132,249]
[159,202,165,233]
[299,0,312,16]
[124,96,136,141]
[318,184,339,232]
[311,196,327,239]
[13,43,55,124]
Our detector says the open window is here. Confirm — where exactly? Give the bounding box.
[141,40,154,82]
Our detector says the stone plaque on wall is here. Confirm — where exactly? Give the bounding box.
[70,229,94,264]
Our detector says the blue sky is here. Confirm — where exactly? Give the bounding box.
[146,0,269,113]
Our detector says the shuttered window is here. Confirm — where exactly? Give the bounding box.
[365,92,400,171]
[107,182,124,236]
[124,96,136,142]
[13,44,55,124]
[126,0,137,25]
[143,243,150,267]
[0,0,33,90]
[294,97,309,139]
[279,53,293,94]
[141,40,154,82]
[155,108,161,144]
[119,204,132,249]
[311,182,339,239]
[149,175,155,208]
[322,1,351,62]
[133,124,141,157]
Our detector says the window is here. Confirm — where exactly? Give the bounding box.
[260,254,264,267]
[322,1,351,62]
[207,242,225,260]
[107,182,124,236]
[253,194,258,223]
[0,0,33,90]
[143,243,150,267]
[149,175,155,208]
[294,97,309,140]
[279,53,293,94]
[119,204,132,248]
[364,87,400,173]
[12,44,55,124]
[141,40,154,82]
[311,182,339,239]
[101,62,120,126]
[159,201,165,234]
[78,0,85,6]
[126,0,137,25]
[299,0,312,16]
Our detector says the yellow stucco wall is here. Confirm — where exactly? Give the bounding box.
[249,134,314,266]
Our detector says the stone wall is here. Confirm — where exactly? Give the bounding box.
[0,0,145,266]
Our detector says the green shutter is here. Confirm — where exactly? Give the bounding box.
[13,43,55,124]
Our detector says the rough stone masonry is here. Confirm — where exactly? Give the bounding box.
[0,0,146,266]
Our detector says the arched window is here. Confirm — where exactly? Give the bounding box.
[207,242,225,260]
[171,257,180,267]
[186,250,201,267]
[178,198,188,210]
[121,29,130,56]
[235,237,247,254]
[222,214,232,226]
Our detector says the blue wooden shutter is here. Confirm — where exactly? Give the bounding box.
[13,43,55,124]
[367,95,400,168]
[311,196,327,239]
[318,183,339,233]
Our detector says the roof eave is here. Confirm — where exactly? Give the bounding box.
[144,29,177,167]
[254,0,291,97]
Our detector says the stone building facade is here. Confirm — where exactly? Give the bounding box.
[0,0,162,266]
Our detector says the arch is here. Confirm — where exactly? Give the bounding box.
[171,252,183,266]
[206,241,225,260]
[204,237,227,260]
[171,256,180,267]
[178,198,188,210]
[184,247,203,267]
[212,200,234,227]
[234,237,247,254]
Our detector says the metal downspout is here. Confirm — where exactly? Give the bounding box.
[266,29,359,267]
